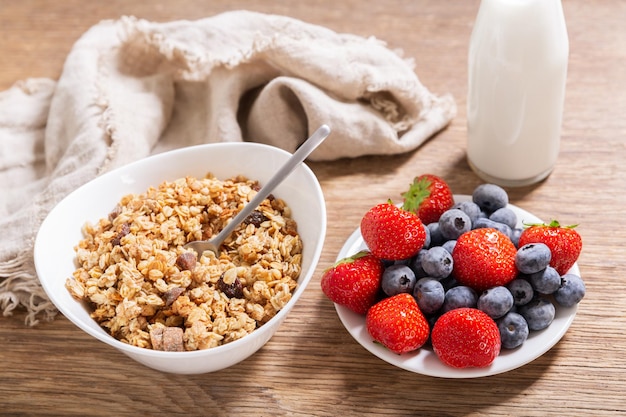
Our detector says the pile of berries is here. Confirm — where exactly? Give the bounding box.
[321,174,585,369]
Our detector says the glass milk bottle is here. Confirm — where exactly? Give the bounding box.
[467,0,569,187]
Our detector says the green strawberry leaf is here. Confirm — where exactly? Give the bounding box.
[523,219,579,229]
[324,250,370,272]
[401,177,432,212]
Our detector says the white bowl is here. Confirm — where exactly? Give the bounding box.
[34,142,326,374]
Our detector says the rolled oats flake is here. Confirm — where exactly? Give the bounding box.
[65,175,302,351]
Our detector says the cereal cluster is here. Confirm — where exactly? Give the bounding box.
[65,175,302,351]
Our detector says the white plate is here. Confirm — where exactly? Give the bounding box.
[334,195,578,378]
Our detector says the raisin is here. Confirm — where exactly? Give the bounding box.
[283,218,298,236]
[163,287,185,306]
[244,210,268,227]
[108,204,122,221]
[201,224,214,240]
[176,252,197,271]
[217,273,244,299]
[111,223,130,246]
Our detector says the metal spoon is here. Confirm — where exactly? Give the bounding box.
[184,124,331,257]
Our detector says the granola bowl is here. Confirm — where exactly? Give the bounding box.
[34,142,326,374]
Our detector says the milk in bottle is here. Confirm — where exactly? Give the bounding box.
[467,0,569,187]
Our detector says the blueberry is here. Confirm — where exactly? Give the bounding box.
[439,275,459,291]
[510,228,523,248]
[472,183,509,213]
[528,266,561,295]
[438,208,472,240]
[425,314,440,346]
[381,264,417,296]
[516,243,552,274]
[427,314,439,329]
[421,246,454,279]
[472,217,513,239]
[441,239,457,255]
[506,278,534,306]
[554,273,586,307]
[489,207,518,229]
[408,249,428,278]
[426,222,446,246]
[422,223,432,249]
[518,298,555,330]
[413,277,445,315]
[453,201,483,225]
[442,285,477,312]
[381,259,395,268]
[477,286,514,319]
[497,312,529,349]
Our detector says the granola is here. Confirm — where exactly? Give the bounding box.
[65,174,302,351]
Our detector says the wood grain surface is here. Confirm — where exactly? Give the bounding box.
[1,1,625,416]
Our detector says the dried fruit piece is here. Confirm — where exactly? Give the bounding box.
[176,252,197,271]
[150,327,185,352]
[217,273,244,299]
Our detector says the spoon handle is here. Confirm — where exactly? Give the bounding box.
[212,124,331,245]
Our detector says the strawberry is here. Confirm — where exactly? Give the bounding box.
[365,293,430,354]
[320,251,383,315]
[452,228,518,291]
[360,202,426,260]
[431,307,501,368]
[518,220,582,275]
[401,174,454,225]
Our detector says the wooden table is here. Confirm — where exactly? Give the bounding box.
[2,1,625,415]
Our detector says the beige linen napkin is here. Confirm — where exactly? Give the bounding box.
[0,11,456,325]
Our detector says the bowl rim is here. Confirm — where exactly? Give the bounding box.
[34,141,327,358]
